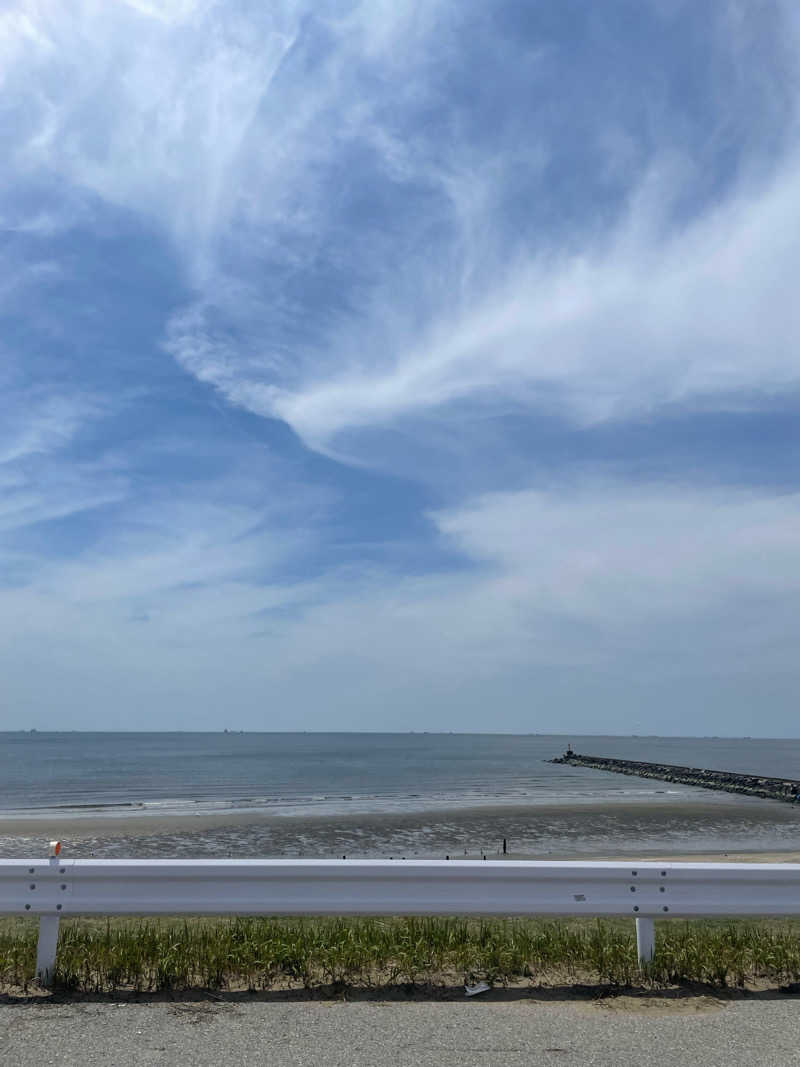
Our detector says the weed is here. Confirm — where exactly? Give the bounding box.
[2,916,800,993]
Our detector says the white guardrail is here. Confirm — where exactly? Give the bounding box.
[3,856,800,984]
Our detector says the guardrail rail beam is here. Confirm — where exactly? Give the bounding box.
[1,859,797,985]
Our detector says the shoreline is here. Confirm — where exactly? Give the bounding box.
[0,805,799,865]
[0,795,793,839]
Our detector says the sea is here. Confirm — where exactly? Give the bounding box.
[1,732,799,860]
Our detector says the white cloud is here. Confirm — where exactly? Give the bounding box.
[4,481,800,730]
[433,484,800,625]
[0,389,106,467]
[3,0,449,282]
[236,483,800,697]
[34,498,297,605]
[4,1,800,731]
[159,4,800,468]
[119,0,202,24]
[181,151,800,457]
[0,465,126,536]
[9,0,799,462]
[4,0,302,277]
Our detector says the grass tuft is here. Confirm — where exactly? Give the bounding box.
[1,916,800,993]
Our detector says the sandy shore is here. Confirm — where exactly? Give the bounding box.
[2,798,800,861]
[0,794,794,837]
[0,809,295,838]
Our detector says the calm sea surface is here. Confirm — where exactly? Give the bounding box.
[2,733,799,858]
[1,732,800,816]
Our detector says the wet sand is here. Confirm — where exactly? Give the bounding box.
[0,794,795,836]
[2,798,800,861]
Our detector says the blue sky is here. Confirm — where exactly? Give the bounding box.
[3,0,800,734]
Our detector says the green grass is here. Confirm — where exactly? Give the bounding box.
[2,916,800,993]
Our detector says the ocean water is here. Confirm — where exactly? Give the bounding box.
[1,732,799,859]
[4,732,800,817]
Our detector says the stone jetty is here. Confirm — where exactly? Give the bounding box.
[548,750,800,804]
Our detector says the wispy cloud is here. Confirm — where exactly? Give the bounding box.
[259,155,800,450]
[4,480,800,731]
[0,388,107,467]
[4,1,800,729]
[9,1,799,462]
[155,1,800,469]
[434,484,800,624]
[5,1,300,277]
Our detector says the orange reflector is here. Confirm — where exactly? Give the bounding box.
[48,841,62,858]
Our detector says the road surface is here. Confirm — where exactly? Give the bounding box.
[2,991,799,1066]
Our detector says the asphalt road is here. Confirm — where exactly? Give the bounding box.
[2,993,800,1066]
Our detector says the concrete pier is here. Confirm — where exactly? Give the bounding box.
[549,751,800,804]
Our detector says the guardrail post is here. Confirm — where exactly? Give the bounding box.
[35,915,60,986]
[635,917,655,964]
[34,843,63,987]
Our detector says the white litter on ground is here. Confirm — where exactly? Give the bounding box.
[464,981,491,997]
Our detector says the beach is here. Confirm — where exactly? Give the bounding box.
[2,733,800,862]
[3,759,800,1066]
[2,799,800,863]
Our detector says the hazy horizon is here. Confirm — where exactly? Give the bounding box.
[0,730,797,741]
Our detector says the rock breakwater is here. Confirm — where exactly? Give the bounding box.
[549,751,800,804]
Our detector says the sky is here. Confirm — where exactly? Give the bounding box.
[2,0,800,735]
